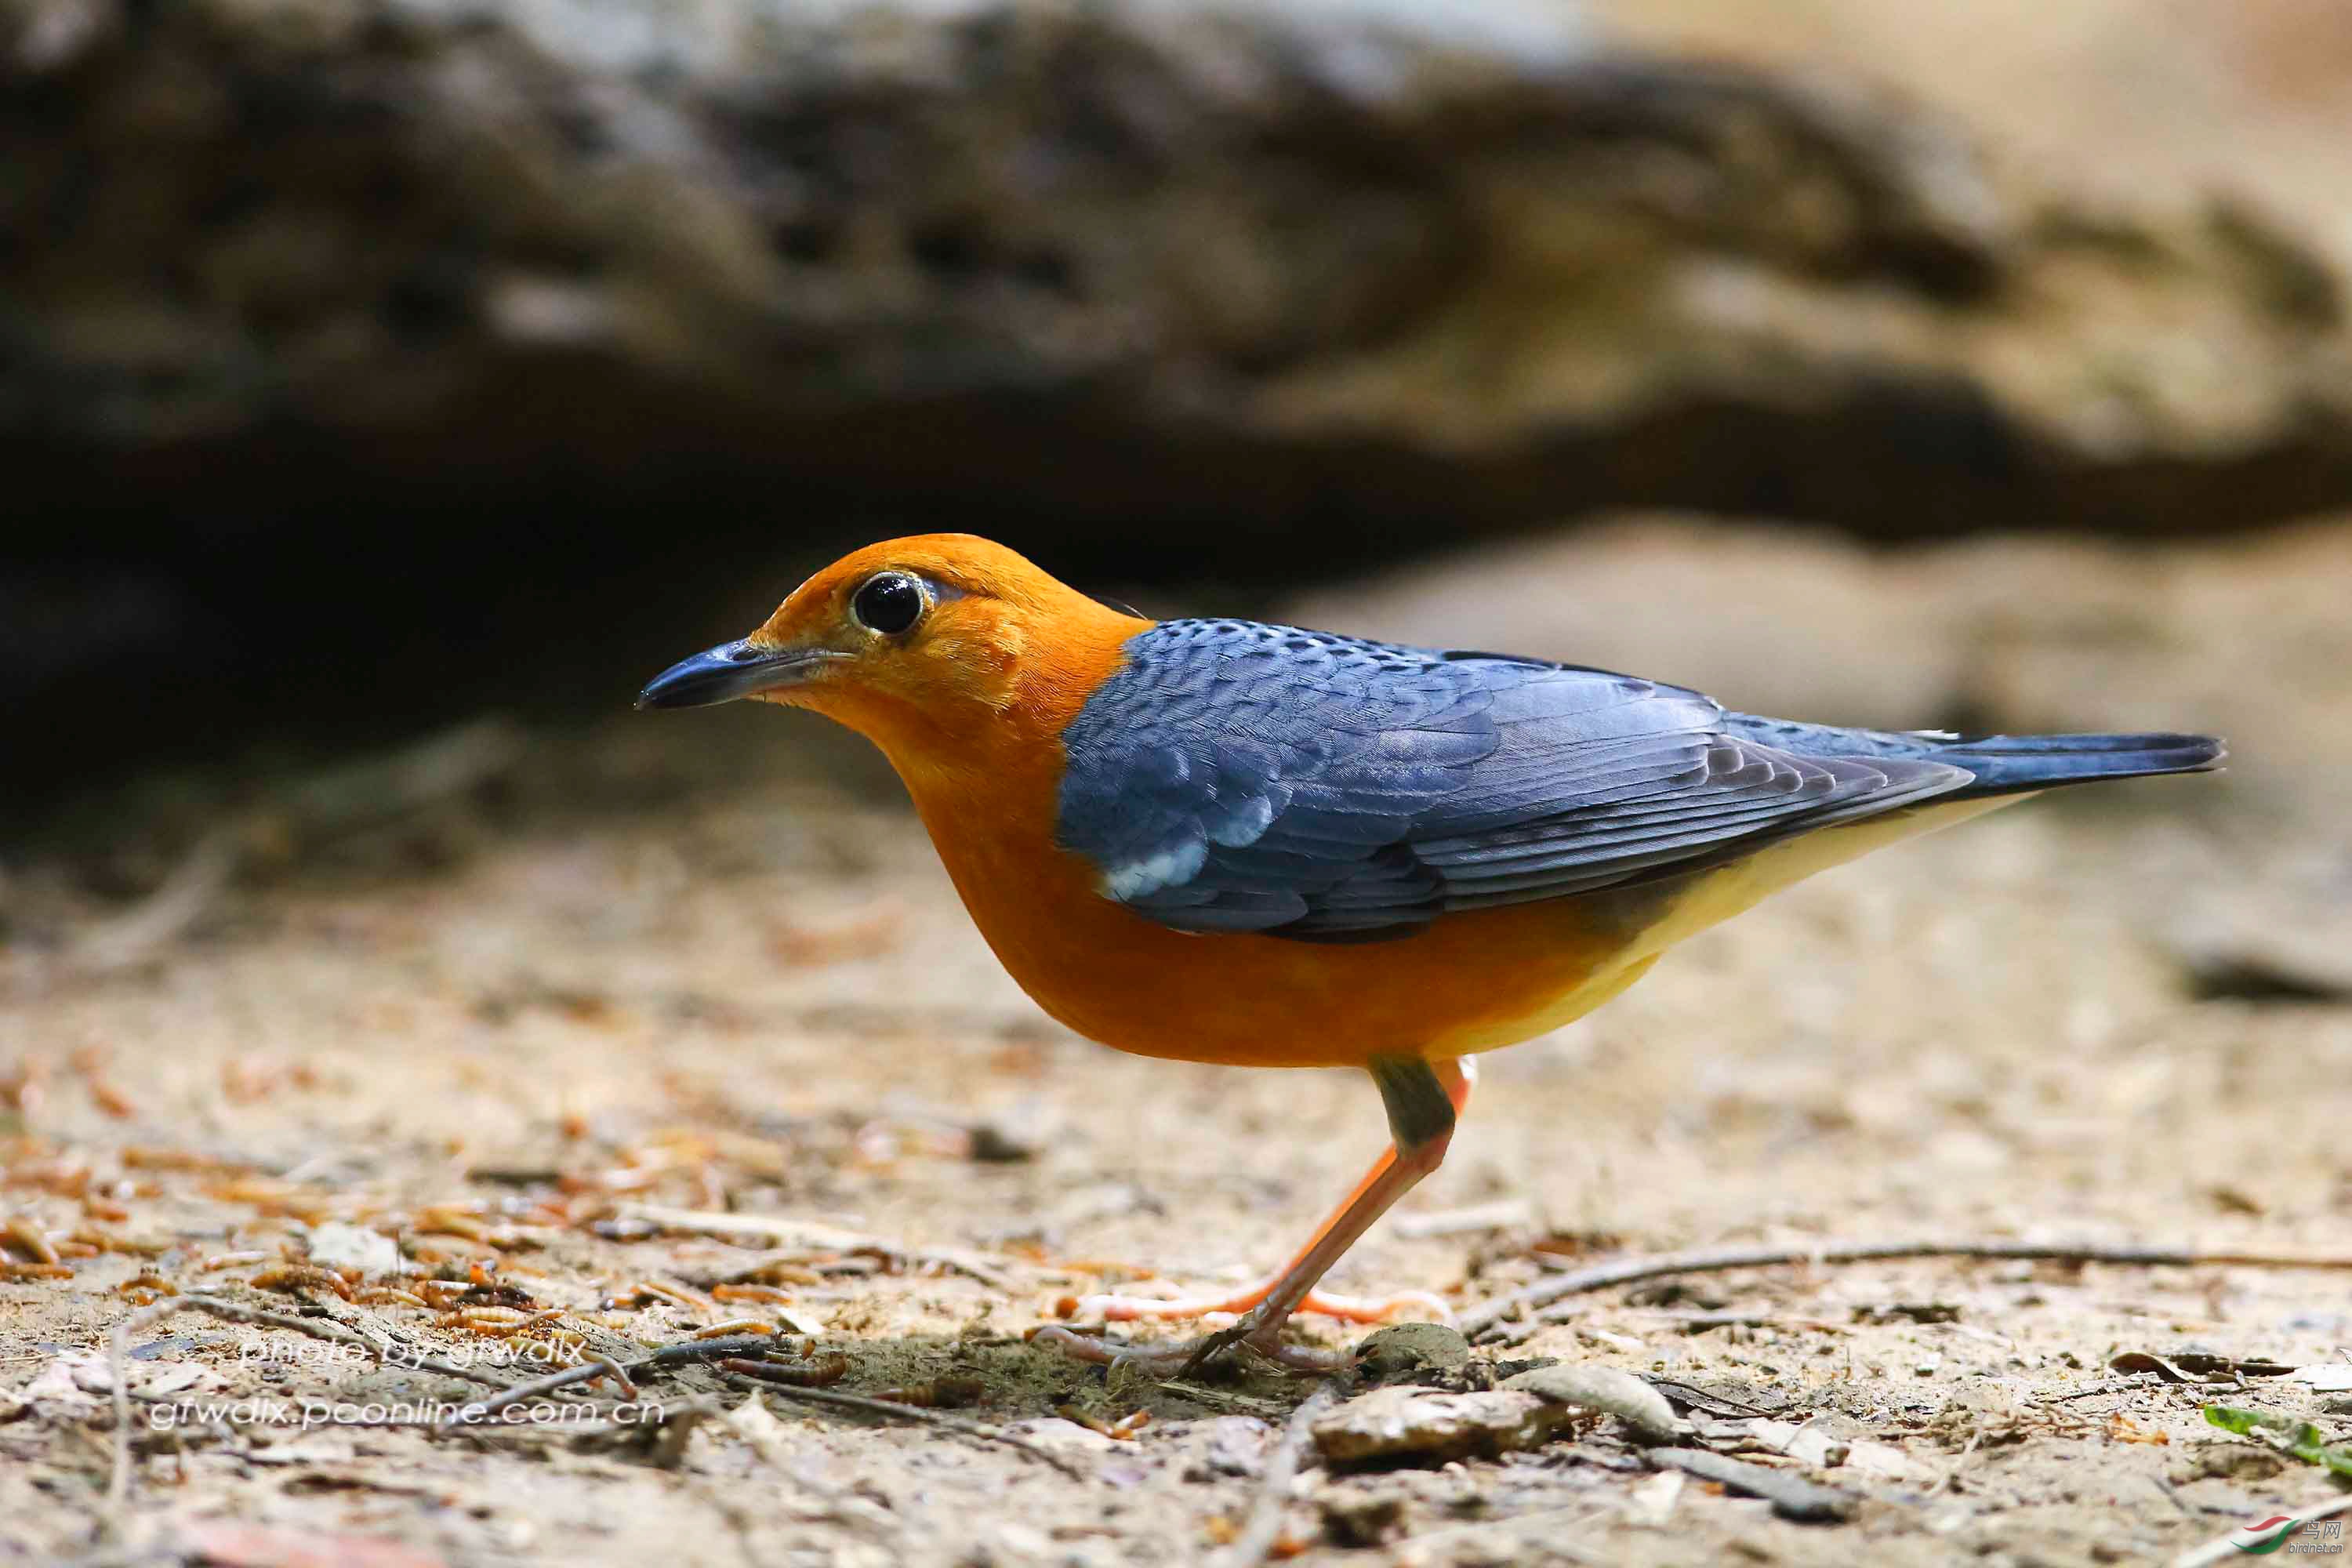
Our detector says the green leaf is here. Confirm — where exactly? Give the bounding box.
[2205,1405,2352,1479]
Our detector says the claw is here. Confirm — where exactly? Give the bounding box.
[1027,1316,1348,1378]
[1067,1283,1451,1326]
[1174,1314,1258,1380]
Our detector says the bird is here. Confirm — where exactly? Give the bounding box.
[637,533,2222,1374]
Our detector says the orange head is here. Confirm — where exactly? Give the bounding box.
[636,535,1149,771]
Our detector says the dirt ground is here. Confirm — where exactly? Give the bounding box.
[4,519,2350,1567]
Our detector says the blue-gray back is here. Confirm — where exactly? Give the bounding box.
[1053,619,1980,942]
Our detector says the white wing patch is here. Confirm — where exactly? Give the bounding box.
[1103,840,1209,902]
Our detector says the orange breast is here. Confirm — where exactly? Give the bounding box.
[899,760,1646,1069]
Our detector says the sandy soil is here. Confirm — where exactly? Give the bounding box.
[3,520,2349,1568]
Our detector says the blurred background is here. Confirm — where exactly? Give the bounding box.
[5,0,2350,1083]
[3,4,2350,1559]
[7,0,2352,829]
[9,0,2352,1092]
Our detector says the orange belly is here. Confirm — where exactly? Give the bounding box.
[967,891,1646,1069]
[897,757,2020,1069]
[909,789,1655,1067]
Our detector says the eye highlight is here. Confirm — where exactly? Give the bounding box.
[850,571,927,636]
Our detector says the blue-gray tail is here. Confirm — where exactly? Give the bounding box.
[1929,731,2225,798]
[1726,716,2224,800]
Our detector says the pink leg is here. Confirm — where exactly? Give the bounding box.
[1034,1056,1475,1375]
[1064,1277,1450,1327]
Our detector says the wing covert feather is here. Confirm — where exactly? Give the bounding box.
[1054,621,1965,939]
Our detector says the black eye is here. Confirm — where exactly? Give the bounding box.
[851,572,926,635]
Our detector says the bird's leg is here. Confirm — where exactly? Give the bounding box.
[1060,1078,1462,1329]
[1033,1055,1473,1376]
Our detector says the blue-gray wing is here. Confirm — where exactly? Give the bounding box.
[1054,619,1969,941]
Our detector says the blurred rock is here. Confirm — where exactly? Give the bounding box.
[1587,0,2352,276]
[1355,1321,1472,1379]
[1182,1415,1274,1481]
[1318,1493,1407,1549]
[2169,899,2352,1003]
[1501,1363,1683,1443]
[5,0,2351,565]
[1312,1385,1572,1465]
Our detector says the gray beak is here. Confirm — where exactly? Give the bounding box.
[635,639,841,710]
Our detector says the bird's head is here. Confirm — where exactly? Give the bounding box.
[636,534,1145,762]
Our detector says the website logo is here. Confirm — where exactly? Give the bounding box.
[2231,1515,2347,1556]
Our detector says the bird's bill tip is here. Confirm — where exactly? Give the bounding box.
[635,639,839,710]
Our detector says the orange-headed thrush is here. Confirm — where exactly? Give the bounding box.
[639,535,2223,1372]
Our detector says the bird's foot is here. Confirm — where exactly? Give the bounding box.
[1062,1281,1450,1327]
[1028,1304,1347,1377]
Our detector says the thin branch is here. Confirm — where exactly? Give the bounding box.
[1155,1381,1289,1417]
[438,1356,614,1430]
[1218,1383,1339,1568]
[435,1333,777,1429]
[361,1333,518,1389]
[715,1360,1088,1480]
[1647,1446,1856,1523]
[1458,1240,2352,1341]
[634,1333,779,1369]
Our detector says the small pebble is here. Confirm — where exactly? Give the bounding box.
[1501,1364,1683,1443]
[1312,1387,1570,1465]
[1356,1322,1472,1378]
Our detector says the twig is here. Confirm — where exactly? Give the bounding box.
[142,1293,383,1353]
[437,1334,781,1429]
[1646,1378,1777,1420]
[1155,1381,1289,1417]
[360,1330,518,1390]
[439,1356,613,1429]
[1459,1240,2352,1340]
[2043,1378,2143,1405]
[715,1361,1088,1480]
[1629,1308,1850,1334]
[2174,1494,2352,1568]
[614,1202,1015,1289]
[1218,1383,1339,1568]
[1646,1447,1856,1523]
[174,1294,512,1388]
